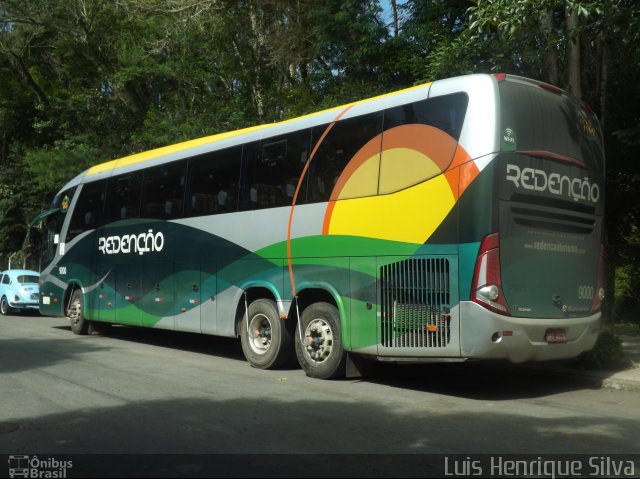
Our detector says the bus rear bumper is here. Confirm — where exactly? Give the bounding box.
[459,301,601,363]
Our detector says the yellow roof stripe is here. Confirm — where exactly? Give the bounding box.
[86,82,431,176]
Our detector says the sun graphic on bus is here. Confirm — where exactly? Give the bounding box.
[322,123,474,245]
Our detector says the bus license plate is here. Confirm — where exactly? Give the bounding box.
[545,328,567,343]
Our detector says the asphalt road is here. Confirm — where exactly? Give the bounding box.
[1,313,638,477]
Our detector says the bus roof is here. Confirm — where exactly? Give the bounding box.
[60,73,503,191]
[83,82,431,180]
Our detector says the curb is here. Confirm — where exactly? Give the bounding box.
[601,376,640,392]
[533,367,640,392]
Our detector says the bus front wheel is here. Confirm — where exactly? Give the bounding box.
[240,298,292,369]
[295,302,346,379]
[68,289,90,335]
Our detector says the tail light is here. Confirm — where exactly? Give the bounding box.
[591,244,605,313]
[538,81,563,95]
[471,233,511,316]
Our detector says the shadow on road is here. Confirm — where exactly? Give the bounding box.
[88,324,247,363]
[367,361,604,400]
[1,394,638,475]
[0,337,112,374]
[47,322,604,401]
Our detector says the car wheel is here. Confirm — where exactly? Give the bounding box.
[0,296,11,316]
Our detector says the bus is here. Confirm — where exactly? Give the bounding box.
[31,73,605,379]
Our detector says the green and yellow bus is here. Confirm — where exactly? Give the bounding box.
[32,73,605,379]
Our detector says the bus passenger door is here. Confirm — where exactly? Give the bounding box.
[140,262,175,329]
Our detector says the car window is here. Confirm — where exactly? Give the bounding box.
[2,275,11,285]
[17,275,39,284]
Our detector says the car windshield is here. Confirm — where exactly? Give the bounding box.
[17,275,39,284]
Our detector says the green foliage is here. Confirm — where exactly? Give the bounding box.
[22,139,100,198]
[0,204,26,256]
[613,224,640,323]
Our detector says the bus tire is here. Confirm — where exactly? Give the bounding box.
[240,298,292,369]
[295,302,346,379]
[68,289,90,335]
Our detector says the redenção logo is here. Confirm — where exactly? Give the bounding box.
[506,163,600,204]
[98,229,165,256]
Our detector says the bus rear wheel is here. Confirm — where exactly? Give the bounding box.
[295,302,346,379]
[68,289,90,335]
[240,298,292,369]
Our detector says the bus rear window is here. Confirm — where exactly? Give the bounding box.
[499,80,604,173]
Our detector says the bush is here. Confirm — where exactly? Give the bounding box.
[579,330,627,370]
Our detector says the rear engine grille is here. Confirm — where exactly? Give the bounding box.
[380,258,451,348]
[509,195,596,234]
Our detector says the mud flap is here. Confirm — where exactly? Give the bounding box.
[345,353,374,378]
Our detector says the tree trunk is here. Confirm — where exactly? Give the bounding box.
[566,5,582,98]
[597,30,607,130]
[248,3,266,120]
[391,0,399,37]
[539,8,558,85]
[3,50,50,105]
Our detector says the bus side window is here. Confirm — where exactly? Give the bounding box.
[186,146,242,217]
[66,180,106,241]
[105,173,142,223]
[142,161,186,220]
[383,93,468,141]
[379,93,469,194]
[239,130,310,210]
[304,112,383,203]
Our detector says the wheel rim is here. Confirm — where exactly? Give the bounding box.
[302,318,334,363]
[1,298,7,314]
[68,298,82,327]
[247,313,272,355]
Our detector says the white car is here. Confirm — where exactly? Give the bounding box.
[0,269,40,315]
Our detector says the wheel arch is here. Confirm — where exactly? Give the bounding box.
[63,280,85,317]
[233,282,282,337]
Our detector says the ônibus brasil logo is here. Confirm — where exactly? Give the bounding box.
[506,163,600,204]
[98,229,164,256]
[8,455,72,478]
